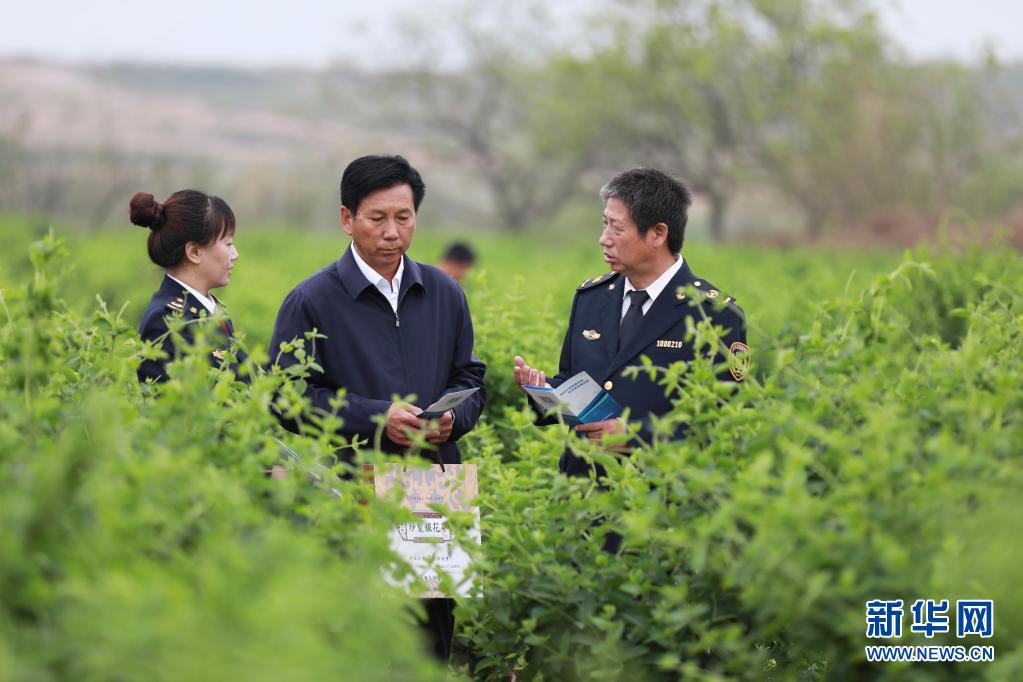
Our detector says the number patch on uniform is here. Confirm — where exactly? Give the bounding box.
[656,339,684,349]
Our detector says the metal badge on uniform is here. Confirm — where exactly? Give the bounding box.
[189,306,198,314]
[728,341,750,381]
[582,329,601,341]
[212,348,227,361]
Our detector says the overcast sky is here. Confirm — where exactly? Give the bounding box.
[1,0,1019,68]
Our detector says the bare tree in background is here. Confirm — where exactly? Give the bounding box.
[387,4,593,230]
[602,1,753,242]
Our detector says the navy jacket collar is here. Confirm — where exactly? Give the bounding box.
[336,245,424,300]
[158,272,184,297]
[158,274,206,318]
[673,259,698,291]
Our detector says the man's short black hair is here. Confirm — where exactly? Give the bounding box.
[600,168,693,254]
[340,154,426,215]
[442,242,477,264]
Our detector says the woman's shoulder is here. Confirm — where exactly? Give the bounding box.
[138,279,193,338]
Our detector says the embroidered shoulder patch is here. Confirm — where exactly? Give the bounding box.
[728,341,750,382]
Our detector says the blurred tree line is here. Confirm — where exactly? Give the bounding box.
[389,0,1023,240]
[1,0,1021,242]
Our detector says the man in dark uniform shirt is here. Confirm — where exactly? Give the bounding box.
[514,167,748,478]
[268,154,486,662]
[138,274,245,383]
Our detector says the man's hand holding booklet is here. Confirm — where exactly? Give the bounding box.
[522,371,623,425]
[421,386,481,419]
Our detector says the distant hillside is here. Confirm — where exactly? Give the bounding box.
[0,58,488,229]
[86,62,382,125]
[0,58,434,164]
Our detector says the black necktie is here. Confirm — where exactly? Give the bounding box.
[619,290,649,349]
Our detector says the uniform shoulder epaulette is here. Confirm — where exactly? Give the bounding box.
[678,279,744,315]
[577,272,616,291]
[166,296,185,312]
[690,278,722,299]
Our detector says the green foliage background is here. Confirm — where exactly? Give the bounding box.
[1,214,1020,680]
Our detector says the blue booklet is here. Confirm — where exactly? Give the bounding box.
[522,371,623,425]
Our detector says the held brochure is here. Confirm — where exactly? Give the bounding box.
[375,463,481,598]
[522,371,623,425]
[421,386,480,419]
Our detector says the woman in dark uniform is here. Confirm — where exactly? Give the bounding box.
[131,189,246,383]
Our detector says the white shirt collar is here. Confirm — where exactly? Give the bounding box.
[350,243,404,312]
[622,255,685,316]
[167,273,217,314]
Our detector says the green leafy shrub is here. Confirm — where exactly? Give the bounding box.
[0,233,444,681]
[458,245,1023,680]
[3,219,1020,680]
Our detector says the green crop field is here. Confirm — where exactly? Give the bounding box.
[1,213,1020,680]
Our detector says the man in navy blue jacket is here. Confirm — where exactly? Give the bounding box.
[269,155,486,464]
[269,155,486,662]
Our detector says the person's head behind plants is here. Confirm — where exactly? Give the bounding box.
[438,241,477,283]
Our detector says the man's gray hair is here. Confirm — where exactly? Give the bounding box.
[601,168,692,254]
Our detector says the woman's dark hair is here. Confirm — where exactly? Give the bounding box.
[129,190,236,268]
[340,155,426,215]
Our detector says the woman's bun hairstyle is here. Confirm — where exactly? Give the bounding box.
[129,192,165,230]
[129,189,236,268]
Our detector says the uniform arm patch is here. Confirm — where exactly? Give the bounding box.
[728,341,750,382]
